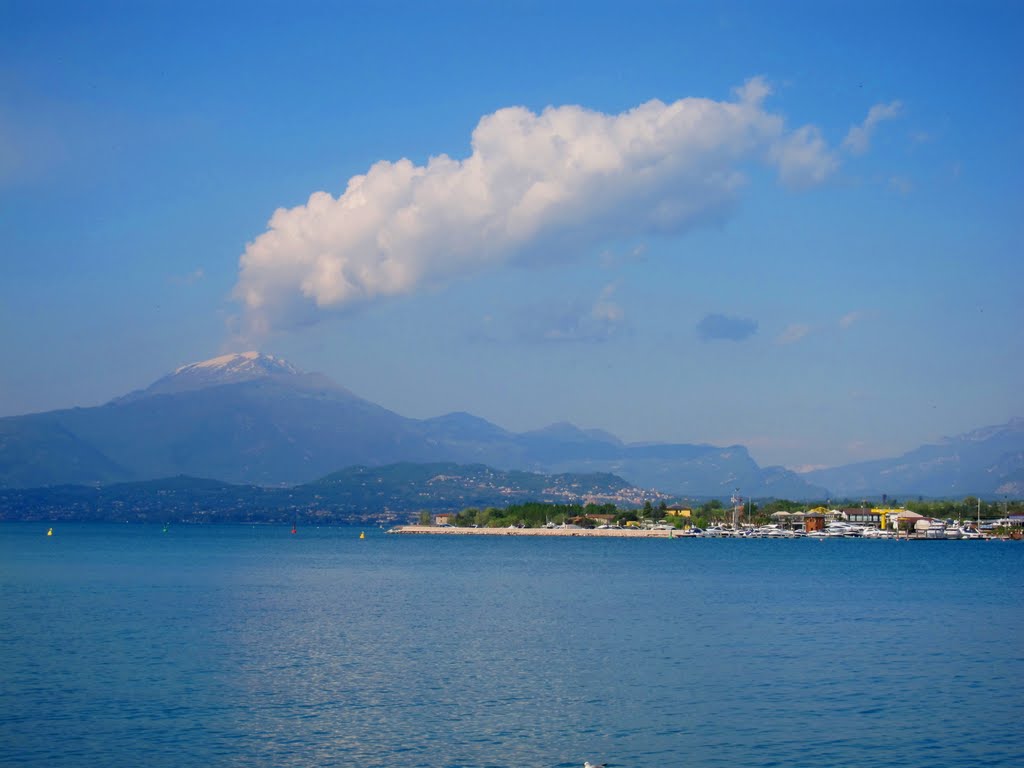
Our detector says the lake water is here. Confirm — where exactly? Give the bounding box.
[1,523,1021,768]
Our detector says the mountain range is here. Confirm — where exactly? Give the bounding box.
[1,352,1021,498]
[802,418,1024,498]
[0,463,653,524]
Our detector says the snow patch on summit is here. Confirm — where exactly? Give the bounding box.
[109,352,307,404]
[174,351,300,377]
[175,351,259,373]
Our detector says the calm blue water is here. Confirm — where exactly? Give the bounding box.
[1,524,1021,768]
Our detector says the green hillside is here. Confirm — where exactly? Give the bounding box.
[0,463,653,525]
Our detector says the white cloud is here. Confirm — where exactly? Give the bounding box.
[775,323,810,344]
[842,100,903,155]
[233,78,840,336]
[770,124,838,188]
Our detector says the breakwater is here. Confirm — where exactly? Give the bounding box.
[387,525,675,537]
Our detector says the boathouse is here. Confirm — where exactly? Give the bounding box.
[804,513,826,532]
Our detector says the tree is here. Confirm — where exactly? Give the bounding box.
[456,507,480,526]
[699,499,723,522]
[418,510,431,525]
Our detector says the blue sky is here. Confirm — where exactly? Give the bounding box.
[2,0,1021,469]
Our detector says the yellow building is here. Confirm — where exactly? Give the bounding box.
[665,505,692,518]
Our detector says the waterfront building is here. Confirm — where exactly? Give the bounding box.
[665,505,692,519]
[843,508,882,526]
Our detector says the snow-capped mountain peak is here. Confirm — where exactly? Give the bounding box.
[113,352,306,403]
[173,351,301,378]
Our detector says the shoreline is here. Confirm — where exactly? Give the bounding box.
[387,525,1016,540]
[388,525,677,537]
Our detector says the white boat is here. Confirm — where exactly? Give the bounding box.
[825,521,865,537]
[862,527,896,539]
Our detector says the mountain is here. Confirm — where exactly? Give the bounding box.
[0,417,130,488]
[304,462,652,512]
[0,352,847,497]
[802,418,1024,497]
[529,443,827,500]
[1,353,434,487]
[0,463,656,524]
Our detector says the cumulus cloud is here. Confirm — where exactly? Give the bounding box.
[233,78,841,337]
[843,100,903,155]
[696,313,759,342]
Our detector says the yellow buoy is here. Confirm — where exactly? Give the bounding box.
[47,527,53,537]
[359,531,365,539]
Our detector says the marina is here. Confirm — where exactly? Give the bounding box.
[388,520,1018,540]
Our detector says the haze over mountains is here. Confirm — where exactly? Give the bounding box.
[803,418,1024,498]
[1,352,1020,498]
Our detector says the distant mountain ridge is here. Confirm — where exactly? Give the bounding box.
[0,352,1019,498]
[802,418,1024,497]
